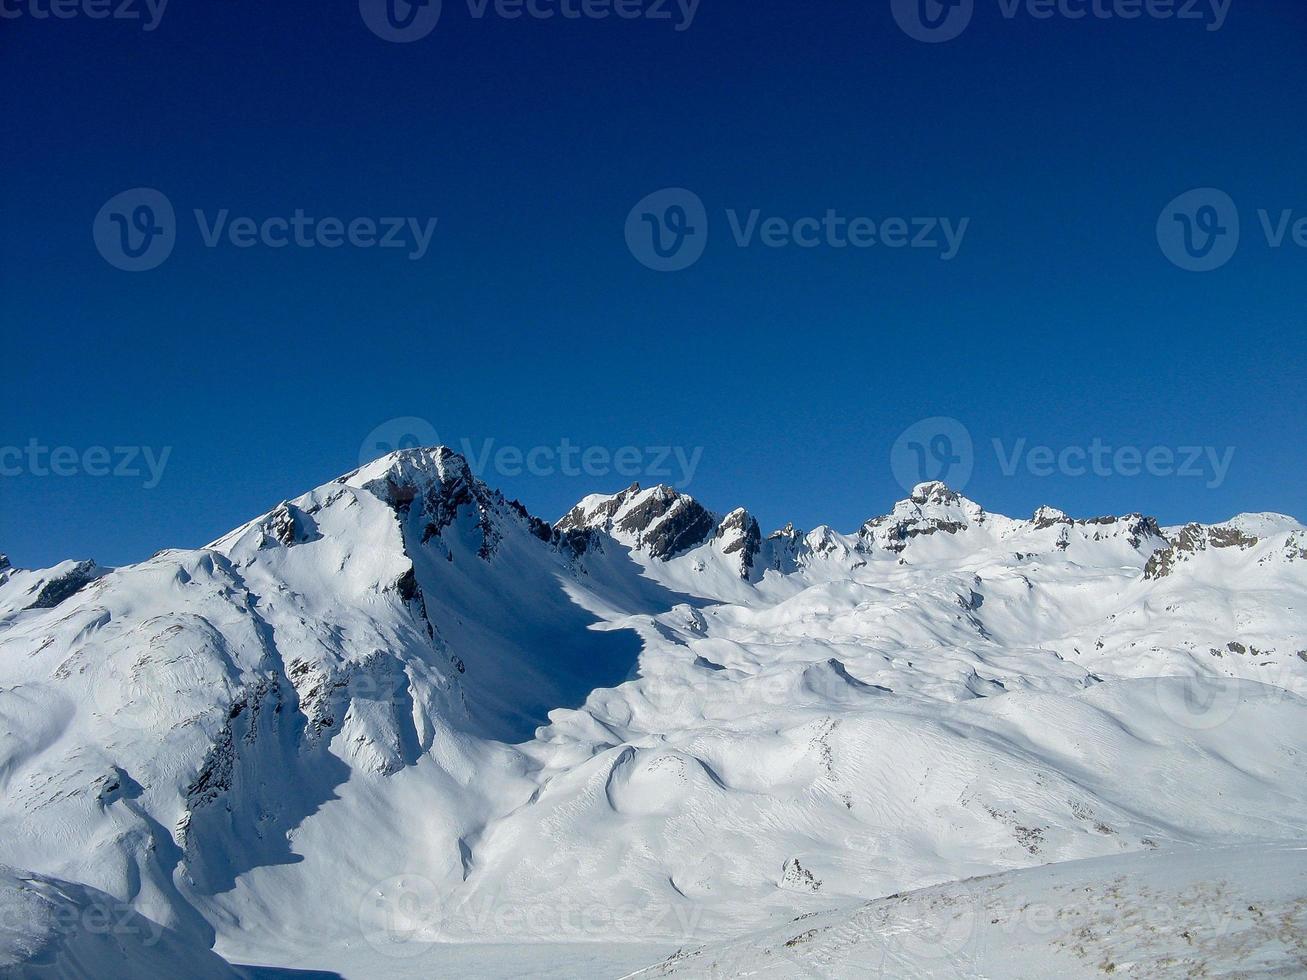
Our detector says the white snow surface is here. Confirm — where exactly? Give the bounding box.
[0,866,237,979]
[625,842,1307,978]
[1,449,1306,977]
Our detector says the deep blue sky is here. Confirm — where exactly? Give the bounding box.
[2,0,1305,568]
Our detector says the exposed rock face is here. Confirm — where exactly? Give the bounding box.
[780,856,822,892]
[554,526,600,561]
[556,482,642,533]
[25,560,102,610]
[864,517,968,554]
[760,523,808,574]
[1145,522,1260,579]
[354,447,499,558]
[262,502,322,548]
[860,482,978,554]
[1281,533,1307,563]
[617,488,716,558]
[1028,509,1165,554]
[805,526,851,561]
[909,481,964,508]
[1100,514,1164,550]
[1032,506,1072,529]
[557,483,717,560]
[715,508,762,578]
[349,446,550,561]
[0,553,9,573]
[1072,514,1164,550]
[548,478,1176,578]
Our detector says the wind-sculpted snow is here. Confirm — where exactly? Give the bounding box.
[1,451,1306,977]
[625,843,1307,978]
[0,867,238,979]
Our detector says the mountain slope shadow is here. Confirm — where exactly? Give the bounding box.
[178,560,353,897]
[410,522,710,745]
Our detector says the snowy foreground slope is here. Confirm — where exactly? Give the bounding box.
[1,448,1306,978]
[627,844,1307,978]
[0,867,238,979]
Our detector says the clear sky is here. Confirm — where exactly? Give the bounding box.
[2,0,1305,568]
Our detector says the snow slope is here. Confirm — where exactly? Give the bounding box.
[625,843,1307,978]
[0,867,237,979]
[1,450,1305,977]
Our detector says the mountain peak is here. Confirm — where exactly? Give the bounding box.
[346,445,472,494]
[714,507,762,579]
[909,481,964,506]
[894,481,985,523]
[1032,505,1072,528]
[858,482,986,555]
[1223,512,1306,538]
[558,483,716,560]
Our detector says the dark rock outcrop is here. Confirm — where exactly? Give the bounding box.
[25,560,102,610]
[1145,523,1258,579]
[616,487,716,559]
[558,483,717,560]
[716,508,762,578]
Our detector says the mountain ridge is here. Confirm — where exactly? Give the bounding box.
[2,446,1306,977]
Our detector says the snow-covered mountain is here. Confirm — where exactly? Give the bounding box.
[2,448,1305,978]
